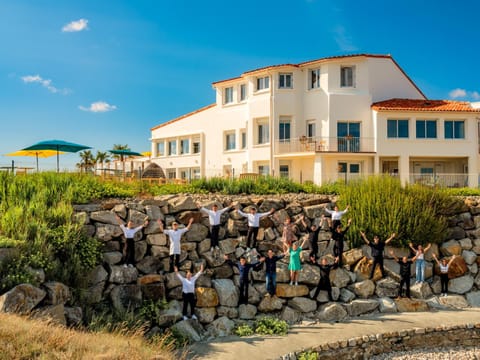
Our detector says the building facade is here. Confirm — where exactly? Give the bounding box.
[150,54,480,187]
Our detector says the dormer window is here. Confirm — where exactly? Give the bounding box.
[340,66,355,87]
[224,87,233,104]
[279,73,293,89]
[256,76,270,91]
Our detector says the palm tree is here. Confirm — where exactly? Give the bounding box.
[112,144,129,161]
[78,150,95,173]
[95,151,110,174]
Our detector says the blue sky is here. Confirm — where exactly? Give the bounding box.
[1,0,479,170]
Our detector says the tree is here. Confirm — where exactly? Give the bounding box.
[112,144,129,161]
[78,150,95,173]
[95,151,110,174]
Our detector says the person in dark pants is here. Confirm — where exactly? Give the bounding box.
[159,218,194,272]
[237,206,275,250]
[433,253,456,297]
[324,204,350,230]
[325,215,351,267]
[310,256,338,301]
[174,264,204,320]
[198,202,232,252]
[116,215,149,268]
[360,231,396,279]
[260,249,285,297]
[300,215,321,260]
[224,254,262,304]
[390,250,417,298]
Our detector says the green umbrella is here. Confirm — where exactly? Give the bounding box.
[108,149,142,179]
[23,139,91,172]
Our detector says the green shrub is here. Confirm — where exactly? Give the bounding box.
[138,299,168,325]
[162,328,190,349]
[234,323,255,337]
[340,176,460,248]
[254,317,289,336]
[298,350,319,360]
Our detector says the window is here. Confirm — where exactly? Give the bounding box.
[258,165,270,176]
[445,120,465,139]
[168,140,177,155]
[416,120,437,139]
[256,76,270,91]
[340,66,355,87]
[241,131,247,149]
[310,68,320,89]
[180,139,189,154]
[387,119,409,138]
[279,117,291,142]
[156,142,164,156]
[279,73,293,89]
[225,132,236,150]
[224,87,233,104]
[240,84,247,101]
[258,123,269,144]
[192,168,201,179]
[279,165,289,178]
[180,169,189,180]
[193,141,200,154]
[307,121,316,139]
[166,169,176,179]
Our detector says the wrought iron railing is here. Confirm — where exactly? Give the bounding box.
[275,136,375,154]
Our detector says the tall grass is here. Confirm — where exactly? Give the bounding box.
[341,176,460,248]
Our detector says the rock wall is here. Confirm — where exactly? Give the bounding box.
[2,194,480,336]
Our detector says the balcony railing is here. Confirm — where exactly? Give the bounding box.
[275,136,375,154]
[409,173,468,188]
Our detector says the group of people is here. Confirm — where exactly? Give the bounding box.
[114,203,457,320]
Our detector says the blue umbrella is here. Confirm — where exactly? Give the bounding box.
[108,149,142,179]
[23,139,91,172]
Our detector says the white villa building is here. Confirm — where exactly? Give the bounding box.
[150,54,480,187]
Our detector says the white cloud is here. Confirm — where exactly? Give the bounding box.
[21,74,70,95]
[471,91,480,100]
[333,25,358,52]
[79,101,117,113]
[62,18,88,32]
[449,88,467,98]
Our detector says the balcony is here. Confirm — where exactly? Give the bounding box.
[409,173,468,188]
[275,136,375,154]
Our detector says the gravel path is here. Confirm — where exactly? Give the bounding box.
[371,346,480,360]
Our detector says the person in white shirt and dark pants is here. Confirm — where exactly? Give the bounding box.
[237,206,275,250]
[175,264,204,320]
[115,215,148,268]
[159,218,194,272]
[198,203,232,251]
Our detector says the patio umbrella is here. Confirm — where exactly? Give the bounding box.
[22,139,91,172]
[108,149,142,179]
[6,149,66,172]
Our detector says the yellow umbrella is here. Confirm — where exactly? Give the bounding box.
[6,150,66,171]
[141,151,151,157]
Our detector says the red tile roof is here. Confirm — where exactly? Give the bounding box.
[372,98,480,113]
[150,103,216,131]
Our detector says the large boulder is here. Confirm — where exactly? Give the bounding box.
[275,284,309,298]
[466,291,480,307]
[257,295,284,312]
[217,306,239,319]
[394,298,428,312]
[146,234,167,246]
[90,210,118,225]
[375,278,399,298]
[330,268,351,288]
[86,265,109,286]
[201,251,226,268]
[195,287,219,307]
[0,284,46,314]
[109,265,138,284]
[212,279,239,307]
[351,279,375,299]
[64,306,83,327]
[186,224,209,242]
[136,256,163,274]
[280,306,301,324]
[206,316,235,337]
[95,224,123,241]
[344,299,379,317]
[238,304,257,319]
[438,295,469,308]
[339,288,356,303]
[298,264,320,285]
[317,302,348,322]
[171,319,205,342]
[440,240,462,256]
[448,256,469,278]
[168,196,197,213]
[42,282,71,305]
[342,249,364,266]
[410,282,433,299]
[462,250,477,265]
[378,297,397,313]
[448,275,474,294]
[134,241,148,262]
[84,282,105,304]
[194,307,217,323]
[157,300,182,326]
[219,238,239,254]
[103,251,123,265]
[141,283,165,300]
[353,257,383,282]
[31,304,66,325]
[110,285,142,312]
[288,297,317,313]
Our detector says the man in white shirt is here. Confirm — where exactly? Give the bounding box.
[115,215,148,268]
[237,206,275,250]
[198,202,232,251]
[324,204,349,229]
[159,218,194,272]
[175,264,204,320]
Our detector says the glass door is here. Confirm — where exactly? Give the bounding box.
[337,122,360,152]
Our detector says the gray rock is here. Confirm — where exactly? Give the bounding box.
[449,275,474,294]
[331,267,351,288]
[378,297,397,313]
[25,267,45,284]
[165,271,182,289]
[103,251,123,265]
[206,316,235,337]
[344,299,379,317]
[135,256,163,274]
[459,238,473,250]
[438,294,469,308]
[317,302,348,322]
[145,205,164,222]
[339,288,356,303]
[73,211,89,225]
[298,264,320,285]
[468,262,478,275]
[351,279,375,299]
[141,283,166,301]
[64,306,83,326]
[0,284,46,314]
[466,291,480,307]
[171,319,205,342]
[462,250,477,265]
[238,304,257,319]
[86,265,108,286]
[146,233,167,246]
[90,210,118,225]
[31,304,66,325]
[375,277,399,298]
[84,282,105,304]
[257,295,284,312]
[134,241,148,262]
[410,282,433,299]
[280,306,301,324]
[168,196,197,213]
[113,204,127,219]
[157,300,182,326]
[440,239,462,256]
[95,224,123,241]
[198,239,212,254]
[219,238,239,254]
[217,306,239,319]
[42,282,71,305]
[110,284,142,312]
[150,246,170,258]
[186,223,209,242]
[213,279,239,307]
[194,307,217,323]
[109,265,138,284]
[73,204,102,212]
[303,204,328,219]
[288,297,317,313]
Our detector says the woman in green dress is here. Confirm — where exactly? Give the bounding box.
[286,238,307,286]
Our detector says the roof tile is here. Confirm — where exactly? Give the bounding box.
[371,98,480,113]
